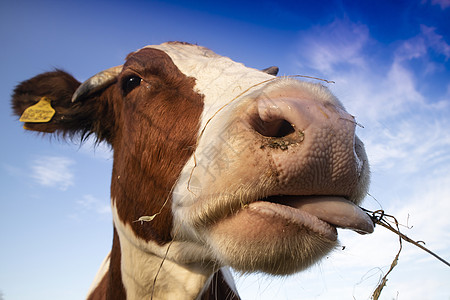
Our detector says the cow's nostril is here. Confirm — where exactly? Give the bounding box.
[275,120,296,137]
[253,118,296,138]
[254,98,298,138]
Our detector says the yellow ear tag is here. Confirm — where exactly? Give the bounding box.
[19,97,56,123]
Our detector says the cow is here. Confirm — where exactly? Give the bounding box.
[11,41,374,299]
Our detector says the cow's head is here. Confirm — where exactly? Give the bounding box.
[12,42,372,281]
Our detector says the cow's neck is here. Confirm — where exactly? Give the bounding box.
[116,229,212,299]
[107,203,220,300]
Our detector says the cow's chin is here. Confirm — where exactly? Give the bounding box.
[207,202,337,275]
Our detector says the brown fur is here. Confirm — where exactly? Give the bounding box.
[111,47,204,243]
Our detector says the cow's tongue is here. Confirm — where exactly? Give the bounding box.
[265,195,374,234]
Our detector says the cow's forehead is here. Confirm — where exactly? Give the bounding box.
[142,43,274,122]
[143,42,221,60]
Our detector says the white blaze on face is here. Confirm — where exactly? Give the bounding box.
[147,43,274,124]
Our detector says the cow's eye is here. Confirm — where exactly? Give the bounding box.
[123,76,142,95]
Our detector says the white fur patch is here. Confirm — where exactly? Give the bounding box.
[111,203,218,300]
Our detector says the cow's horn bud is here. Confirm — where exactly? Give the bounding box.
[262,66,279,76]
[72,65,123,102]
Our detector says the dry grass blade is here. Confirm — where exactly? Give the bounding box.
[361,208,450,300]
[150,227,178,300]
[287,74,335,84]
[367,210,402,300]
[132,194,171,224]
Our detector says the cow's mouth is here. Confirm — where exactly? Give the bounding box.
[238,195,374,241]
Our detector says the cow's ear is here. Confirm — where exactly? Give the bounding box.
[11,70,116,143]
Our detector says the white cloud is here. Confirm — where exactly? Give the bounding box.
[396,175,450,251]
[430,0,450,9]
[420,24,450,58]
[76,194,111,215]
[295,19,370,73]
[395,25,450,63]
[394,33,428,62]
[30,156,75,191]
[68,194,111,222]
[363,115,450,174]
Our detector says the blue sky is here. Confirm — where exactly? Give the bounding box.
[1,0,449,299]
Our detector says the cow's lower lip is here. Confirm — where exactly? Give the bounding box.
[245,195,374,241]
